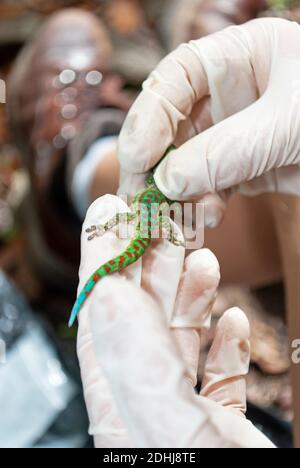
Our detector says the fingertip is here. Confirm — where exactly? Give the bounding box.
[171,249,220,330]
[200,306,250,414]
[154,151,188,201]
[202,193,227,229]
[78,194,140,292]
[184,249,221,293]
[84,194,129,226]
[186,249,220,277]
[218,307,250,343]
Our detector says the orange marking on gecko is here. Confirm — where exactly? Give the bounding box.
[137,239,146,248]
[93,273,100,282]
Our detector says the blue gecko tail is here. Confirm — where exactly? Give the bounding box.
[68,304,79,328]
[68,292,86,327]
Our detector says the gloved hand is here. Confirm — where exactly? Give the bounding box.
[76,195,274,448]
[118,18,300,226]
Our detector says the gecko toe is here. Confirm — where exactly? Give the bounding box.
[86,225,96,233]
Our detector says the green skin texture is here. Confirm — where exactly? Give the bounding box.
[68,147,182,327]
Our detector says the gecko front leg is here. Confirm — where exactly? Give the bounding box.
[86,212,136,241]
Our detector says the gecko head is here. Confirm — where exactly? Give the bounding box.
[145,172,155,187]
[145,145,176,188]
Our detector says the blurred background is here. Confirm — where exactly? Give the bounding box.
[0,0,299,448]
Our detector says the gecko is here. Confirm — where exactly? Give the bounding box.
[68,146,185,327]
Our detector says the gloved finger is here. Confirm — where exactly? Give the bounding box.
[118,20,262,175]
[171,249,221,387]
[77,195,141,447]
[202,193,228,229]
[153,88,289,200]
[77,194,141,305]
[90,277,274,448]
[200,307,250,417]
[171,249,220,329]
[118,43,209,174]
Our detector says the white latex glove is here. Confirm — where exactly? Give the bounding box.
[118,18,300,226]
[76,195,274,448]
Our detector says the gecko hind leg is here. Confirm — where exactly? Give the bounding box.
[86,212,136,241]
[159,215,185,248]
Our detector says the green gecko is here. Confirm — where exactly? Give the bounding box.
[68,146,184,327]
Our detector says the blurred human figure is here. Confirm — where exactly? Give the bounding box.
[8,9,132,289]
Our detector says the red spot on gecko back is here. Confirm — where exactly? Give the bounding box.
[137,239,146,249]
[93,273,100,282]
[104,265,111,273]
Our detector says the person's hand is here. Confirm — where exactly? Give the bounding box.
[118,18,300,227]
[76,195,274,448]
